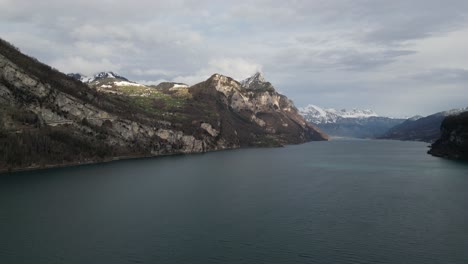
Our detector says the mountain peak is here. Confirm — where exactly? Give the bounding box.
[241,72,265,85]
[240,72,274,91]
[251,72,266,82]
[67,72,129,83]
[93,72,128,81]
[207,73,237,83]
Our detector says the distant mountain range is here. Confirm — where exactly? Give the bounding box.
[0,37,326,172]
[380,107,468,143]
[299,104,405,139]
[300,104,379,124]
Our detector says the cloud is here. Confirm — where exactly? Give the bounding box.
[173,58,262,85]
[269,47,417,72]
[1,0,468,116]
[131,68,178,77]
[51,57,120,76]
[409,68,468,83]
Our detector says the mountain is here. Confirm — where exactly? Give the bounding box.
[300,104,379,124]
[67,71,129,84]
[429,111,468,160]
[299,104,404,138]
[0,38,327,172]
[240,72,274,91]
[380,107,468,143]
[69,72,190,93]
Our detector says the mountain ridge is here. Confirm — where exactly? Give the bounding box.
[300,104,404,139]
[300,104,379,124]
[0,37,327,172]
[380,107,468,143]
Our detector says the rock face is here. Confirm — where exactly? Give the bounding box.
[300,104,404,139]
[429,112,468,160]
[0,39,327,172]
[189,73,328,146]
[240,72,274,91]
[380,108,468,143]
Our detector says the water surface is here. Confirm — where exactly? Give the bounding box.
[1,140,467,264]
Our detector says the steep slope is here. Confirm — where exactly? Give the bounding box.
[0,39,326,172]
[300,104,404,138]
[429,111,468,160]
[380,108,468,143]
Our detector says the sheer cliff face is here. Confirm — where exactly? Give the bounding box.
[0,39,326,171]
[429,112,468,160]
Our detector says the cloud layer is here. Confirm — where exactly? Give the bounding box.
[1,0,468,116]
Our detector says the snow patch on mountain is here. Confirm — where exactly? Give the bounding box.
[171,84,189,89]
[114,81,145,87]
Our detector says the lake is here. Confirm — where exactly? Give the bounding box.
[1,140,468,264]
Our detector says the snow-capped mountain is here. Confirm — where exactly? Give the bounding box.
[299,104,404,139]
[67,71,190,97]
[67,72,129,84]
[68,72,189,90]
[300,104,379,124]
[69,71,152,92]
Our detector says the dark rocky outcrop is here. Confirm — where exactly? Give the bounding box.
[0,38,327,172]
[429,112,468,160]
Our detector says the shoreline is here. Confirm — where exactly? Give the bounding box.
[0,149,231,175]
[0,143,289,175]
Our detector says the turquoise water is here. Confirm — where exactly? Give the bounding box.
[1,140,467,263]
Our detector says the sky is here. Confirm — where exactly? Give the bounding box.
[1,0,468,117]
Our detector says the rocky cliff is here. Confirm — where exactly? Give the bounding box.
[428,112,468,160]
[0,38,327,172]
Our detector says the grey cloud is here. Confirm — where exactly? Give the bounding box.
[1,0,468,116]
[332,50,417,71]
[409,68,468,83]
[268,48,416,72]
